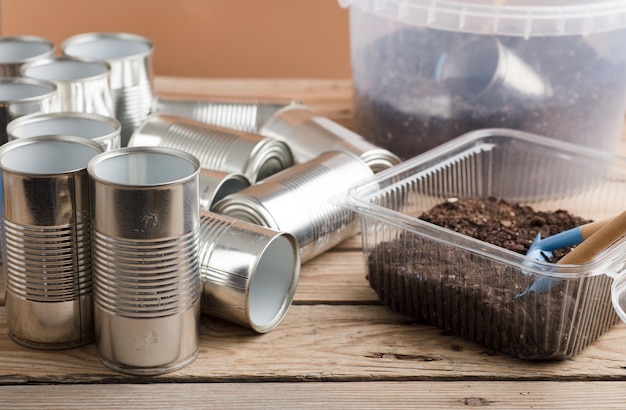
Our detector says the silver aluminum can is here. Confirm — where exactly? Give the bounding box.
[0,36,54,77]
[198,211,300,333]
[21,56,115,117]
[260,104,401,173]
[61,32,155,146]
[155,97,296,133]
[199,169,250,212]
[128,113,294,184]
[7,111,121,151]
[213,150,374,263]
[88,146,201,375]
[0,135,104,349]
[0,77,58,145]
[436,36,553,107]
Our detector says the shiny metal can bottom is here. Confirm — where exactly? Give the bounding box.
[7,295,93,349]
[94,304,200,376]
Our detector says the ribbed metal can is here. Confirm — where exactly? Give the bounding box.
[21,56,114,117]
[0,77,58,145]
[155,97,295,133]
[0,135,104,349]
[128,113,294,183]
[260,104,402,173]
[198,211,300,333]
[213,150,374,263]
[61,32,155,146]
[0,35,54,77]
[87,146,201,375]
[199,169,250,212]
[7,111,121,151]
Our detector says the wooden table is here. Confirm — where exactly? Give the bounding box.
[1,77,626,409]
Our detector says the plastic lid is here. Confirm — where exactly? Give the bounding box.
[339,0,626,36]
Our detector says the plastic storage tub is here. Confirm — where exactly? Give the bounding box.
[347,128,626,360]
[339,0,626,160]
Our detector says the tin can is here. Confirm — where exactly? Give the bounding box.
[213,150,374,263]
[21,56,115,117]
[155,97,296,133]
[0,135,104,349]
[128,113,294,183]
[7,111,121,151]
[88,146,201,375]
[0,77,58,145]
[198,211,300,333]
[0,35,54,77]
[436,36,553,107]
[61,32,155,146]
[199,169,250,212]
[260,104,401,173]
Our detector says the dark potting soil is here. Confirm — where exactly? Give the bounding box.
[418,197,590,261]
[353,29,626,160]
[366,197,618,359]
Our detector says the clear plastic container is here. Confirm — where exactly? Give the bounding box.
[339,0,626,160]
[346,128,626,360]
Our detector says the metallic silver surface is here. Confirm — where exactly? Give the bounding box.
[0,135,104,349]
[199,169,250,212]
[7,111,121,151]
[213,150,373,263]
[0,77,58,145]
[260,104,401,173]
[88,146,201,375]
[21,56,114,117]
[156,97,295,133]
[129,113,294,183]
[0,35,54,77]
[437,36,553,105]
[198,211,300,333]
[61,32,155,146]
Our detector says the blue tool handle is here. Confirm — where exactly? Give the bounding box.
[535,226,584,252]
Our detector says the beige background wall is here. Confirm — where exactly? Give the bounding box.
[1,0,352,78]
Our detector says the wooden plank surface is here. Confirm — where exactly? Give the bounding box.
[2,381,626,409]
[2,304,626,384]
[1,77,626,408]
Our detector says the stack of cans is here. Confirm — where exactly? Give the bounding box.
[0,31,402,377]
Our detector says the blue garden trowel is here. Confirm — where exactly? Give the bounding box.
[525,219,608,265]
[515,218,610,298]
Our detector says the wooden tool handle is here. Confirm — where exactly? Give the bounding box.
[558,210,626,265]
[580,218,610,239]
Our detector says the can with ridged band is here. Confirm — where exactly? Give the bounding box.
[199,169,250,212]
[0,135,104,349]
[7,111,121,151]
[87,146,201,375]
[260,104,401,173]
[21,55,114,117]
[0,35,54,77]
[213,150,374,263]
[128,113,294,183]
[61,32,155,146]
[155,97,296,133]
[198,211,300,333]
[0,77,58,145]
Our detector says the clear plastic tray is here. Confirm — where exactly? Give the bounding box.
[347,128,626,360]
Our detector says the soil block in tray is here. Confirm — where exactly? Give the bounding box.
[367,197,619,360]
